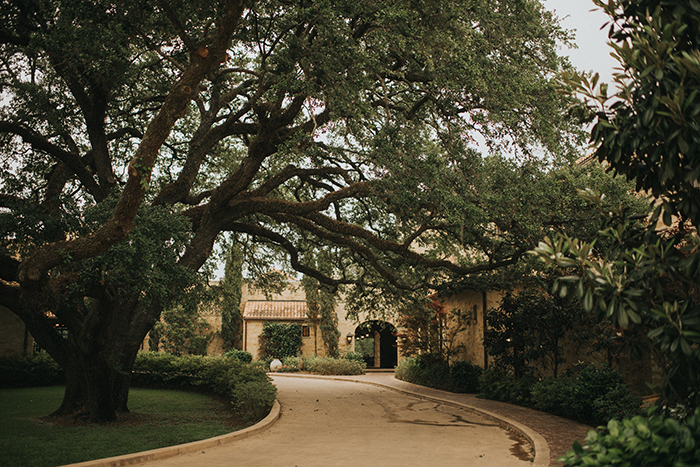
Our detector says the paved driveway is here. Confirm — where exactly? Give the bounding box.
[137,375,532,467]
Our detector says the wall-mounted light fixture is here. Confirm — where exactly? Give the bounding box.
[346,333,353,344]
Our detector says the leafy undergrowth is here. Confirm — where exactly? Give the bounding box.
[0,386,248,467]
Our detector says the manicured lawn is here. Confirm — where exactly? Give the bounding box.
[0,386,244,467]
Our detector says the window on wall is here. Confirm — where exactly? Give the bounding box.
[301,325,310,337]
[473,304,478,324]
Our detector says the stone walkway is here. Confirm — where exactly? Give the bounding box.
[333,372,593,466]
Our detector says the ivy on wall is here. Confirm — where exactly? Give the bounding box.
[258,322,303,359]
[303,275,340,357]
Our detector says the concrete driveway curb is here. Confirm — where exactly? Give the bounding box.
[62,400,281,467]
[272,373,550,467]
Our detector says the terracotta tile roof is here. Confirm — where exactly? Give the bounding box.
[242,300,308,321]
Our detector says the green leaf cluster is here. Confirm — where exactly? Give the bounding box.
[562,0,700,226]
[561,409,700,467]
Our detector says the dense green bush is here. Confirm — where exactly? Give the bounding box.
[395,355,451,390]
[478,367,534,406]
[279,356,303,372]
[342,351,364,363]
[530,365,641,426]
[416,354,451,389]
[560,409,700,467]
[449,360,483,393]
[132,352,276,422]
[225,349,253,364]
[529,375,576,418]
[394,356,421,383]
[0,352,65,387]
[395,356,482,393]
[302,356,366,375]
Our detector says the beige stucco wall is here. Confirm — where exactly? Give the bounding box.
[439,289,503,368]
[0,305,33,356]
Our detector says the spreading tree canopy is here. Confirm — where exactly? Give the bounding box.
[1,0,586,421]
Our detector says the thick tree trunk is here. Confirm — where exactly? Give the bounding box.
[85,357,118,422]
[50,363,87,417]
[15,283,161,422]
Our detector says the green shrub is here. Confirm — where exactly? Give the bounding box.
[396,357,483,393]
[131,351,188,386]
[230,380,278,422]
[278,356,303,372]
[478,367,533,406]
[571,365,641,426]
[394,354,452,390]
[531,375,577,419]
[0,352,65,388]
[530,365,642,426]
[132,352,276,421]
[449,360,483,393]
[342,351,364,363]
[303,356,366,375]
[560,409,700,467]
[591,385,642,424]
[395,357,421,384]
[416,354,451,389]
[225,349,253,364]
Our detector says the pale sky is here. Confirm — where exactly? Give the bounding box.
[544,0,619,83]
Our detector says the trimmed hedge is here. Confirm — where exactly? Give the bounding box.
[396,358,641,428]
[301,356,366,375]
[132,352,277,422]
[341,351,365,363]
[224,349,253,364]
[0,352,65,387]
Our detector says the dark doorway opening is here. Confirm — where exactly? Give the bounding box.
[354,321,398,369]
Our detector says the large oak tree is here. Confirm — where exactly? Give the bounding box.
[2,0,582,421]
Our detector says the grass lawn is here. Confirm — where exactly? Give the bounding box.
[0,386,246,467]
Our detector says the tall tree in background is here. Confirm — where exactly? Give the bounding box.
[220,242,244,350]
[1,0,582,421]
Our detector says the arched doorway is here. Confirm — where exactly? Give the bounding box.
[354,321,398,369]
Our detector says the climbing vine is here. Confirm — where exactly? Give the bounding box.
[259,322,302,359]
[303,274,340,357]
